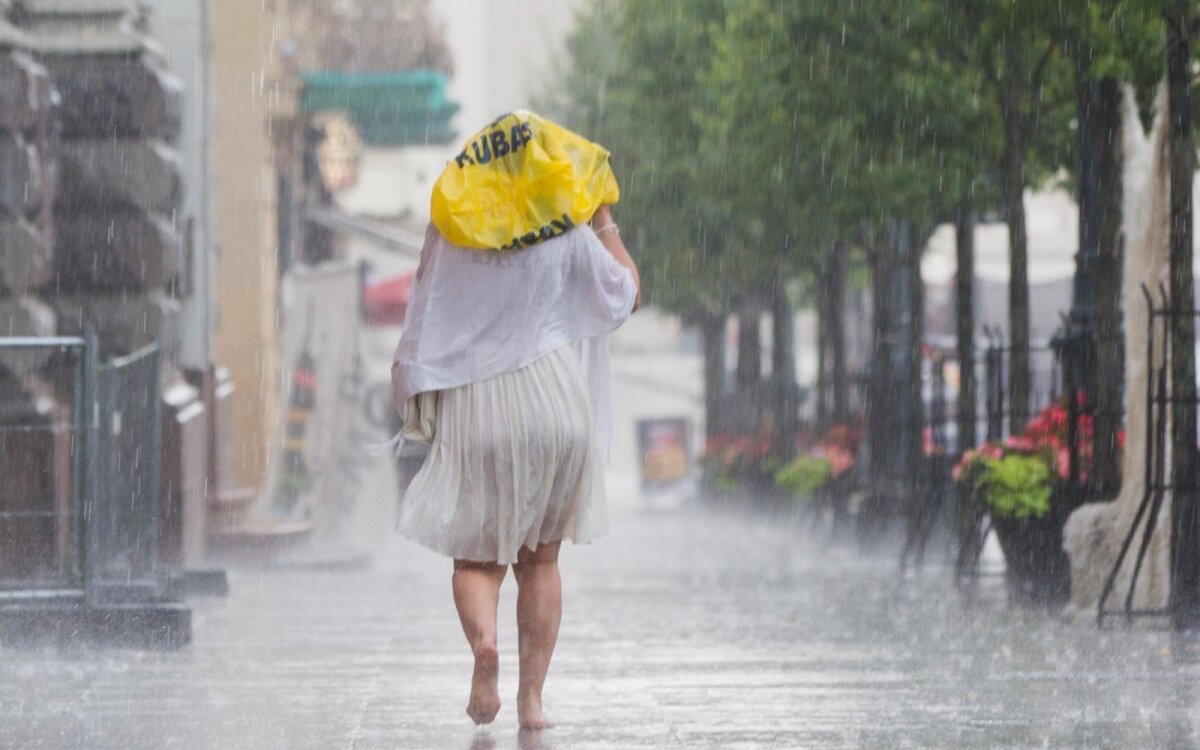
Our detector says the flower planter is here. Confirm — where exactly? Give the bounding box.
[989,492,1072,607]
[701,466,775,505]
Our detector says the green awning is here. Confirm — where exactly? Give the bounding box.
[300,69,459,147]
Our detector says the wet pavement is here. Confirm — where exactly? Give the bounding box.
[2,496,1199,750]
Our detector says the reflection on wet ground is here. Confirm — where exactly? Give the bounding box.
[2,503,1198,749]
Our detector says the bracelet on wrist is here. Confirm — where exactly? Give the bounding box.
[594,222,619,237]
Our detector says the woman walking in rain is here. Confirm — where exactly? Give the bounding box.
[391,111,640,730]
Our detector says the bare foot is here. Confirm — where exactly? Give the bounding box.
[466,643,500,725]
[517,694,553,730]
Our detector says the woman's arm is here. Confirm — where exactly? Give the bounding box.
[590,204,641,312]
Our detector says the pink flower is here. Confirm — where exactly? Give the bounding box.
[1005,435,1035,452]
[1054,447,1070,479]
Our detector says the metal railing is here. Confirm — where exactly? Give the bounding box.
[89,343,163,599]
[1098,285,1190,627]
[948,334,1065,584]
[981,330,1063,444]
[0,335,165,605]
[0,336,93,598]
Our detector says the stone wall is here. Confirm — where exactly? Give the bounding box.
[13,0,184,360]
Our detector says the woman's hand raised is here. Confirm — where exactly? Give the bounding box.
[589,205,640,313]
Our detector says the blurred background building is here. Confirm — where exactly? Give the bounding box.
[0,0,471,644]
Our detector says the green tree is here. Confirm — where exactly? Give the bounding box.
[559,0,733,316]
[702,0,996,520]
[1052,1,1164,497]
[550,1,736,437]
[917,1,1074,433]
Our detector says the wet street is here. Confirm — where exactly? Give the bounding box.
[6,0,1200,747]
[2,496,1199,749]
[2,307,1198,750]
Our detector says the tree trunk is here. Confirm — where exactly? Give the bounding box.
[771,280,798,456]
[736,295,762,433]
[699,311,726,440]
[902,220,925,506]
[1072,71,1124,498]
[954,200,977,452]
[865,220,924,534]
[816,275,830,429]
[865,237,894,528]
[1166,0,1200,630]
[828,243,849,424]
[1003,114,1032,434]
[736,299,761,389]
[1093,76,1124,498]
[998,45,1033,435]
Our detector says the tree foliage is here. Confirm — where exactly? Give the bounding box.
[551,0,1192,443]
[553,0,1016,317]
[552,0,1191,312]
[548,1,731,316]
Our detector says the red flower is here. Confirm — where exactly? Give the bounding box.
[812,444,855,477]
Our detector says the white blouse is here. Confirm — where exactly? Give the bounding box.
[391,223,637,453]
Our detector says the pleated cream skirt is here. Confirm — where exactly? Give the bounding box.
[396,345,608,564]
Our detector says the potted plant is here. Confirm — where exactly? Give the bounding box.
[956,444,1071,604]
[957,395,1130,604]
[773,422,862,520]
[774,454,832,499]
[702,432,776,499]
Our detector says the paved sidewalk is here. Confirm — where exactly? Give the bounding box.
[3,496,1199,749]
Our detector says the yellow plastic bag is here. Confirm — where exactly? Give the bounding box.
[431,110,620,251]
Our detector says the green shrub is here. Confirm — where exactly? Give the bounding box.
[714,471,741,492]
[774,456,833,499]
[973,453,1053,519]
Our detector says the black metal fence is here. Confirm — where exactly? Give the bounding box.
[947,336,1064,581]
[911,332,1100,573]
[1098,286,1199,628]
[1053,318,1125,502]
[948,319,1129,590]
[980,331,1063,444]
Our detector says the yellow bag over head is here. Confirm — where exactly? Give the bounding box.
[431,110,620,250]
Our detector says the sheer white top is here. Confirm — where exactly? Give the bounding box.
[391,223,637,453]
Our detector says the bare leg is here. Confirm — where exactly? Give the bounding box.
[512,542,562,730]
[452,559,507,725]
